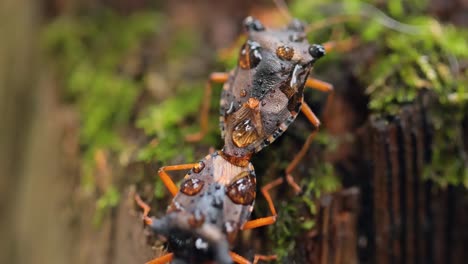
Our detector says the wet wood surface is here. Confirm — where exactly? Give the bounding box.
[307,93,467,264]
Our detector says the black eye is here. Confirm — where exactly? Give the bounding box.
[243,16,265,31]
[226,172,256,205]
[309,44,326,59]
[238,40,262,69]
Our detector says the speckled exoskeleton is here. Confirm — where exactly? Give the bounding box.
[186,17,334,191]
[219,17,329,156]
[136,150,281,264]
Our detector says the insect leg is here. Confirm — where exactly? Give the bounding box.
[134,194,154,225]
[158,163,199,197]
[300,101,321,128]
[185,72,229,142]
[238,179,281,263]
[284,101,321,193]
[322,36,360,53]
[230,251,277,264]
[253,254,277,264]
[145,253,174,264]
[305,78,335,113]
[305,78,334,93]
[241,177,284,230]
[229,251,252,264]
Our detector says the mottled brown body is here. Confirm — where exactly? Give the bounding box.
[140,151,261,264]
[169,151,256,242]
[220,17,325,158]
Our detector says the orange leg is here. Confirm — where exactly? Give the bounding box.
[233,179,280,263]
[283,101,322,194]
[305,77,335,110]
[285,131,317,175]
[231,179,281,264]
[134,194,154,225]
[285,130,319,193]
[253,255,277,264]
[185,72,229,142]
[242,177,284,230]
[305,78,335,119]
[158,163,199,197]
[297,76,335,183]
[321,36,360,53]
[229,251,277,264]
[146,253,174,264]
[305,78,334,93]
[230,251,251,264]
[300,100,321,128]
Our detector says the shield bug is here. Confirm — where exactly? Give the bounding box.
[135,150,282,264]
[186,16,334,192]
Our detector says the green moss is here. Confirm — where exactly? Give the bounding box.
[269,153,340,261]
[364,23,468,187]
[42,9,162,220]
[136,78,225,199]
[43,8,161,175]
[136,81,222,164]
[137,85,204,136]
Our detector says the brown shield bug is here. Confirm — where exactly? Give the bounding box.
[135,150,281,264]
[186,16,335,193]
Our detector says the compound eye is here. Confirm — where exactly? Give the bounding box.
[226,172,256,205]
[243,16,265,31]
[238,40,262,69]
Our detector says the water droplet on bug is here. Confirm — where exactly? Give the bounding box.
[193,161,205,173]
[226,172,256,205]
[239,41,262,69]
[243,16,265,31]
[232,119,260,148]
[276,45,294,60]
[240,89,247,97]
[289,33,305,42]
[180,178,205,196]
[188,209,205,227]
